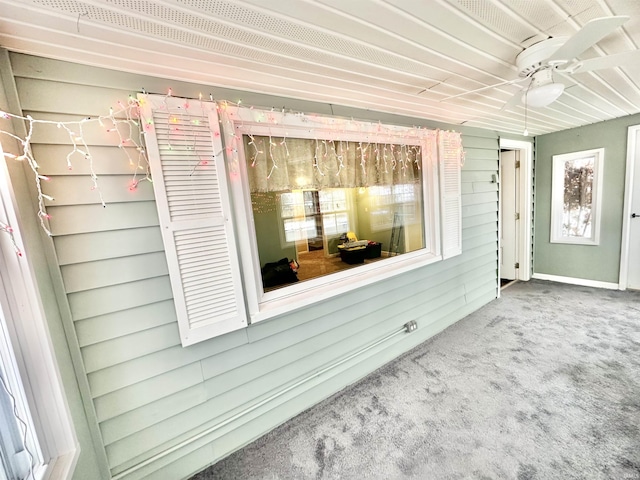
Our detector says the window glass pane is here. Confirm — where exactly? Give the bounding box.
[335,212,349,232]
[0,308,43,479]
[322,214,337,236]
[279,192,302,219]
[563,156,594,238]
[283,217,317,242]
[319,190,347,213]
[246,135,426,291]
[551,148,603,245]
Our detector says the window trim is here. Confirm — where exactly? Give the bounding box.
[222,107,451,324]
[550,148,604,245]
[0,145,79,479]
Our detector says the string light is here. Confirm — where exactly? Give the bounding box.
[336,140,345,176]
[197,100,465,191]
[0,221,22,256]
[266,134,278,179]
[313,138,324,177]
[382,144,389,173]
[279,136,289,157]
[247,134,262,166]
[0,97,151,235]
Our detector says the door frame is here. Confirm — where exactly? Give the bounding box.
[498,138,533,286]
[618,124,640,290]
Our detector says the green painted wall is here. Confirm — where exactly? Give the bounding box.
[251,192,296,265]
[354,189,390,251]
[354,188,423,255]
[534,113,640,283]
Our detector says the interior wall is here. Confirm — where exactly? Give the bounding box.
[354,189,390,249]
[4,51,501,480]
[251,192,296,265]
[534,113,640,284]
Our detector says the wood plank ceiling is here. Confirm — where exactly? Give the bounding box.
[0,0,639,135]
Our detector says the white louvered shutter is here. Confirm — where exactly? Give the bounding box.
[139,94,247,346]
[439,131,463,259]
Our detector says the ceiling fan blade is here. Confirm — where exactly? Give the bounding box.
[440,77,525,101]
[568,50,640,74]
[548,15,629,63]
[500,89,525,111]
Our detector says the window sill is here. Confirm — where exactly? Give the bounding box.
[550,237,599,246]
[250,250,441,324]
[45,447,79,480]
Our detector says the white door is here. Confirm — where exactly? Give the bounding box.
[500,150,518,280]
[625,127,640,289]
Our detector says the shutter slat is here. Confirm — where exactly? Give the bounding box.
[186,298,236,319]
[187,294,236,315]
[184,284,235,301]
[439,131,463,259]
[140,94,248,346]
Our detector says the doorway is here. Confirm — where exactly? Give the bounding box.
[499,139,533,291]
[500,149,518,285]
[619,124,640,290]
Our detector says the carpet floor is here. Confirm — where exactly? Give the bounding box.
[190,280,640,480]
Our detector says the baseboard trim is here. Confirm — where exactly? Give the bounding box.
[532,273,619,290]
[111,323,410,479]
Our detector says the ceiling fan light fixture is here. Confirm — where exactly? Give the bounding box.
[524,82,565,107]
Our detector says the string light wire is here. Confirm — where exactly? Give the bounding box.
[1,94,463,236]
[0,98,151,235]
[0,372,36,480]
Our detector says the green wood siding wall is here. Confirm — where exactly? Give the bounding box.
[9,53,499,480]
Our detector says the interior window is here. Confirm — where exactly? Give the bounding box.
[245,136,425,290]
[551,148,604,245]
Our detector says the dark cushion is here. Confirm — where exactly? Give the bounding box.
[261,258,298,287]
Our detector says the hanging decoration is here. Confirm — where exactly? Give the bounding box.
[0,221,22,257]
[242,135,424,192]
[250,192,278,214]
[0,97,150,236]
[217,102,464,194]
[0,90,464,237]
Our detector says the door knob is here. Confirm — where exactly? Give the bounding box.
[633,213,638,218]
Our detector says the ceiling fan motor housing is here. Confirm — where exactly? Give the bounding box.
[516,37,568,76]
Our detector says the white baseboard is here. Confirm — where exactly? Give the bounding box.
[532,273,619,290]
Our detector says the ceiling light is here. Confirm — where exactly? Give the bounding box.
[523,82,565,108]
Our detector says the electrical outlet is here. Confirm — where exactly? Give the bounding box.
[404,320,418,332]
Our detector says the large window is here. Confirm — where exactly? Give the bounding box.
[245,134,428,289]
[141,96,462,343]
[226,107,462,323]
[551,148,604,245]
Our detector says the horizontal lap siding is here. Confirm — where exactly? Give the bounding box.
[12,54,498,480]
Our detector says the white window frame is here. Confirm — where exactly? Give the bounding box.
[0,145,79,479]
[550,148,604,245]
[221,107,458,324]
[318,189,350,241]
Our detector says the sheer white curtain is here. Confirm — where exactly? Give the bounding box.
[245,136,423,192]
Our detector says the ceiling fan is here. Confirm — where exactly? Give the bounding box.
[442,15,636,108]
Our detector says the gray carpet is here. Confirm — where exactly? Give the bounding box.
[191,280,640,480]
